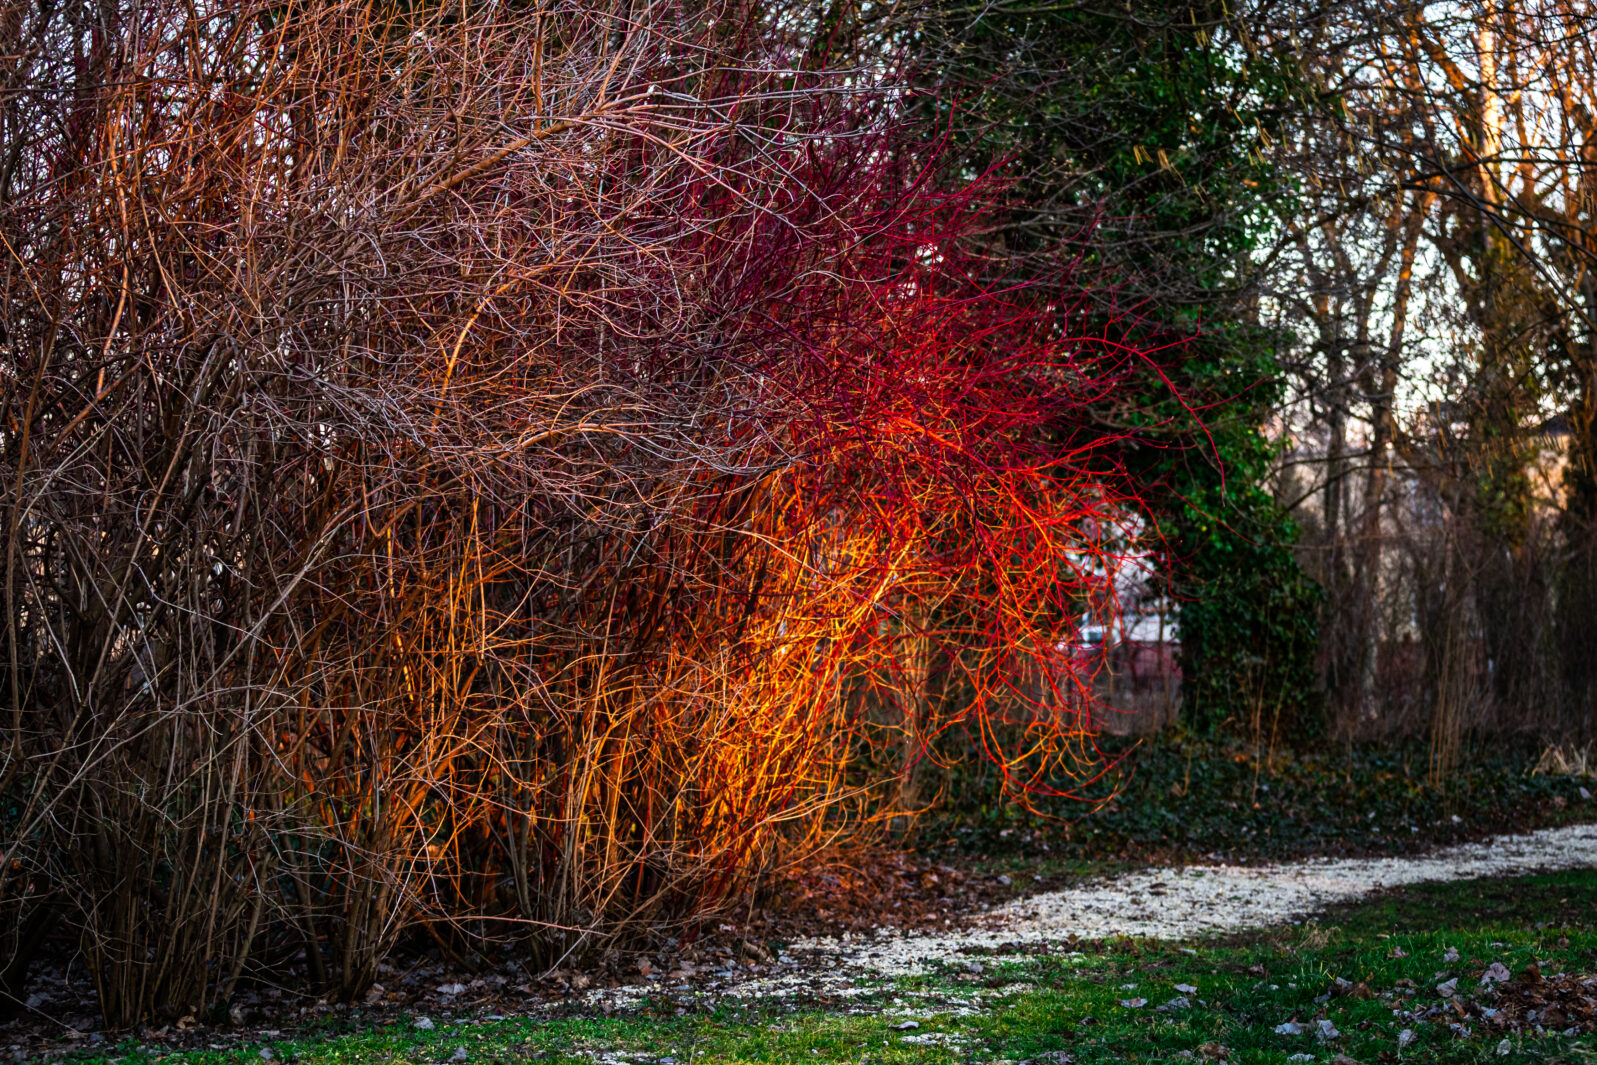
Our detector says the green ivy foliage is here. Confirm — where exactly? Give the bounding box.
[1151,329,1322,738]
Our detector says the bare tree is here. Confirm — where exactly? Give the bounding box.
[1261,0,1597,765]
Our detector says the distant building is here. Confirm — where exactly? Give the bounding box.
[1060,561,1182,736]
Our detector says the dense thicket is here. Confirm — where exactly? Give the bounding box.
[0,0,1145,1025]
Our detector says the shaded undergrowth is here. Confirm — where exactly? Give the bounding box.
[925,735,1597,866]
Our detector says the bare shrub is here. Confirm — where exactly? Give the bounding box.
[0,0,1137,1024]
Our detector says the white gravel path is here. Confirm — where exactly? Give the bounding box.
[776,822,1597,984]
[565,828,1597,1057]
[585,822,1597,1009]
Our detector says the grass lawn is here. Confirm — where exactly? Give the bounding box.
[54,868,1597,1065]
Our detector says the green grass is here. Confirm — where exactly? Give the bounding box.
[50,869,1597,1065]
